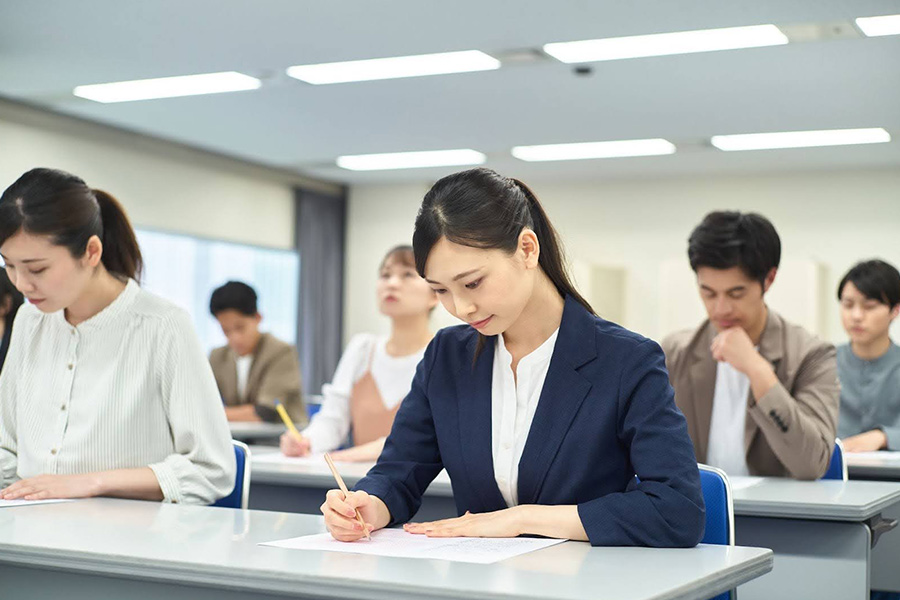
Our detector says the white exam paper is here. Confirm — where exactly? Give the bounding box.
[260,527,566,564]
[0,498,74,508]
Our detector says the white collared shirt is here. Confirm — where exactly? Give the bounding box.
[235,355,253,399]
[491,328,560,507]
[0,279,235,503]
[707,360,751,476]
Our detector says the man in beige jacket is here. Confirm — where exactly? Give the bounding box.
[208,281,307,426]
[663,212,838,479]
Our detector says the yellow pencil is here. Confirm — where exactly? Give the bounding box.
[324,452,370,540]
[274,400,303,443]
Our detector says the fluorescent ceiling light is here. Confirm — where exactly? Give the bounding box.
[856,14,900,37]
[543,24,788,63]
[512,139,676,162]
[287,50,500,84]
[337,149,486,171]
[73,72,261,103]
[711,128,891,151]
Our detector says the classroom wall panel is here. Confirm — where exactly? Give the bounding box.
[345,168,900,346]
[0,104,312,250]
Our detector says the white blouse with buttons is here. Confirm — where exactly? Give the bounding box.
[0,279,235,504]
[491,327,560,507]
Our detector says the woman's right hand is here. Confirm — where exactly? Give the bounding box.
[280,432,311,457]
[320,489,386,541]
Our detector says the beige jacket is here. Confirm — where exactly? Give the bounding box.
[662,308,839,479]
[209,333,307,426]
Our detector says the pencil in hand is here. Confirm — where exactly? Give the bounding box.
[274,399,303,443]
[324,452,371,540]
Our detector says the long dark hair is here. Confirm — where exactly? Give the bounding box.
[413,168,592,355]
[0,168,143,280]
[0,269,23,335]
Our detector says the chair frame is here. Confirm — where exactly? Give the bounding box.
[698,463,735,546]
[231,440,252,509]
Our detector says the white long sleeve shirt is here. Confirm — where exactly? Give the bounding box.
[302,334,425,453]
[492,328,560,507]
[0,279,235,504]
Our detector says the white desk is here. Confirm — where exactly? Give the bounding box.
[0,499,772,600]
[228,422,285,444]
[845,452,900,592]
[728,477,900,600]
[249,451,900,599]
[847,451,900,481]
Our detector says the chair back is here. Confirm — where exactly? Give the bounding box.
[822,438,848,481]
[212,440,251,509]
[698,464,735,600]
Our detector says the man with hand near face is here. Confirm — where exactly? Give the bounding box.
[663,212,839,479]
[836,260,900,453]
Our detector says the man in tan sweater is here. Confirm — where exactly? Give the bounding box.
[662,212,838,479]
[208,281,306,425]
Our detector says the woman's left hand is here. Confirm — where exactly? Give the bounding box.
[0,473,101,501]
[404,507,524,538]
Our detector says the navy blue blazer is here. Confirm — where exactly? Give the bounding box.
[354,296,705,547]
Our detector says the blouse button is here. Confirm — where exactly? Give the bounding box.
[50,448,58,455]
[67,364,74,370]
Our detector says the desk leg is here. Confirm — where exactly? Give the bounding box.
[871,503,900,592]
[735,516,870,600]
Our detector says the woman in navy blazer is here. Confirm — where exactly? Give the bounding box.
[322,168,705,547]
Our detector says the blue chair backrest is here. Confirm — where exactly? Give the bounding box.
[699,464,734,546]
[212,440,251,509]
[698,464,734,600]
[822,439,847,481]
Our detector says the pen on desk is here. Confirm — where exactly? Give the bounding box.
[274,399,303,443]
[324,452,371,540]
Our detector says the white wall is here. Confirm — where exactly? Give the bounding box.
[0,102,340,249]
[344,169,900,346]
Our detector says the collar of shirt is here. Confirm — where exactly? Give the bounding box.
[50,278,140,335]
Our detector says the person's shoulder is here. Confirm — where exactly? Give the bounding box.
[128,285,196,337]
[591,316,655,353]
[774,310,834,358]
[259,332,295,357]
[12,301,42,327]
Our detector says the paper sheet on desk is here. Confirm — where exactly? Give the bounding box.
[260,528,566,564]
[0,498,74,508]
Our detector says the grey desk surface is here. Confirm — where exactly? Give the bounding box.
[847,452,900,480]
[250,449,900,523]
[229,421,285,440]
[729,476,900,521]
[249,446,453,495]
[0,499,772,600]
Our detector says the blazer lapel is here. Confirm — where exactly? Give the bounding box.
[745,308,784,455]
[688,323,717,463]
[457,334,507,510]
[517,297,596,505]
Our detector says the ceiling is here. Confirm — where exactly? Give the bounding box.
[2,1,899,185]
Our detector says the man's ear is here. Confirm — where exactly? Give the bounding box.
[761,267,777,294]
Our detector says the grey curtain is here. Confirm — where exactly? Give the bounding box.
[295,186,347,395]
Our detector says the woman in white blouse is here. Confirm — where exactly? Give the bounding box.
[280,245,436,461]
[0,168,235,504]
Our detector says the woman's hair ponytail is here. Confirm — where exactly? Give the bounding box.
[92,189,142,281]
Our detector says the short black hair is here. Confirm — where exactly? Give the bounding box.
[209,281,258,317]
[688,211,781,287]
[838,259,900,309]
